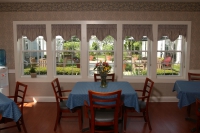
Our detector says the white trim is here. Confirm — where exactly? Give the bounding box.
[150,96,179,102]
[8,69,15,73]
[13,21,192,83]
[25,96,179,102]
[7,69,200,83]
[25,96,56,102]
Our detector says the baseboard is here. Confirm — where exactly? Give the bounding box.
[25,96,179,103]
[25,96,56,102]
[150,96,179,102]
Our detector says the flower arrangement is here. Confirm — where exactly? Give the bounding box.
[94,60,111,74]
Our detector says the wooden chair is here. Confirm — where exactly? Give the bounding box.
[196,98,200,132]
[94,73,115,82]
[124,77,154,131]
[132,58,145,71]
[187,73,200,118]
[0,81,28,133]
[84,90,122,133]
[29,57,37,67]
[161,55,172,70]
[188,73,200,81]
[51,78,83,131]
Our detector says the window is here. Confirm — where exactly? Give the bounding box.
[157,36,185,76]
[14,21,191,83]
[52,24,81,76]
[122,24,153,77]
[88,35,115,76]
[22,36,47,76]
[87,24,117,76]
[156,25,187,77]
[55,36,81,75]
[17,24,47,76]
[123,36,150,76]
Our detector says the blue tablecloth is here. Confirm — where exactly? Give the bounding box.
[173,80,200,108]
[0,93,21,122]
[66,81,140,112]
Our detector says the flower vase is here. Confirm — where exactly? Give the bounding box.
[100,73,107,88]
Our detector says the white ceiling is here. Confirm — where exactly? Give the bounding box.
[0,0,200,2]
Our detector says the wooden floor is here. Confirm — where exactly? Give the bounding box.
[0,102,198,133]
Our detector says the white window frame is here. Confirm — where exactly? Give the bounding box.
[13,21,191,83]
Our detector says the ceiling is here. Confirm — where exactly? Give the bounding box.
[0,0,200,2]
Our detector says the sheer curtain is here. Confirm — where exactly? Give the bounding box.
[87,24,117,41]
[17,25,47,41]
[123,25,153,41]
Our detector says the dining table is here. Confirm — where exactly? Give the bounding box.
[0,93,21,122]
[173,80,200,109]
[66,81,140,112]
[173,80,200,132]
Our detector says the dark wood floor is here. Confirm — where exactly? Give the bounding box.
[0,102,198,133]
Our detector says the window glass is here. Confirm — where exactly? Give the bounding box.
[123,36,148,76]
[55,36,81,75]
[157,35,184,76]
[88,35,115,76]
[22,36,47,75]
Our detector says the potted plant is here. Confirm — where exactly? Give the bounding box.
[132,54,139,60]
[103,44,113,61]
[89,52,95,61]
[29,67,37,78]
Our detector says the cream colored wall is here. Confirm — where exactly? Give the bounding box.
[1,10,200,99]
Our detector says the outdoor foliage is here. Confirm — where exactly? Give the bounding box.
[56,67,80,75]
[24,67,80,75]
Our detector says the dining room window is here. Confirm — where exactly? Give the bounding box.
[157,25,187,77]
[87,24,116,76]
[52,24,81,76]
[17,24,47,76]
[122,24,153,77]
[14,21,191,83]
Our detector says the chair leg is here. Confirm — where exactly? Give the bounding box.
[123,109,128,132]
[54,112,60,131]
[78,108,83,131]
[16,121,21,131]
[146,111,152,130]
[187,105,191,117]
[58,112,62,123]
[143,112,147,122]
[21,117,28,133]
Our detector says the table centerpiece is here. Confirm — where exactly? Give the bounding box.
[94,60,111,88]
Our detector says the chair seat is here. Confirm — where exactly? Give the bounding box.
[59,100,69,109]
[138,100,146,109]
[89,109,115,122]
